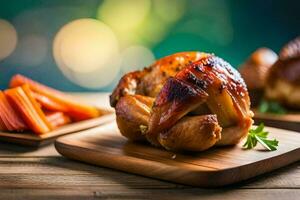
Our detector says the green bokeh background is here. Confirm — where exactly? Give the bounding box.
[0,0,299,91]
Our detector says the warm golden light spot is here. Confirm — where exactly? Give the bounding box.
[53,18,120,88]
[0,19,17,61]
[153,0,186,23]
[98,0,151,32]
[121,45,155,73]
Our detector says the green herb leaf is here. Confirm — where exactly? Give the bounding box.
[243,123,279,151]
[259,100,286,114]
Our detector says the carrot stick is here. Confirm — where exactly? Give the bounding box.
[0,91,27,131]
[0,116,6,131]
[0,101,13,130]
[32,92,68,112]
[5,85,52,135]
[10,74,100,121]
[45,112,71,128]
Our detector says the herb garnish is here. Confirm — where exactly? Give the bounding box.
[243,123,279,151]
[259,100,286,114]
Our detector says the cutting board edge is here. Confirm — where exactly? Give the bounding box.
[254,117,300,132]
[55,136,300,187]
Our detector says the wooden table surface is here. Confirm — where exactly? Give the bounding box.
[1,93,300,200]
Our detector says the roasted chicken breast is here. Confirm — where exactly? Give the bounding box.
[111,52,253,152]
[110,52,209,107]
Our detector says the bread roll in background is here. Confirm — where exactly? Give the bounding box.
[265,37,300,109]
[239,48,278,106]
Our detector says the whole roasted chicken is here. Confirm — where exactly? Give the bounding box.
[110,52,253,152]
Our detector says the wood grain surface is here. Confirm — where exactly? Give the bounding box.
[55,121,300,187]
[1,93,300,199]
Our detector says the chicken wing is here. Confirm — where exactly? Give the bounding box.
[158,115,221,151]
[115,95,154,141]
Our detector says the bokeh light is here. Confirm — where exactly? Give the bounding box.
[97,0,186,48]
[0,19,18,61]
[53,18,120,89]
[8,34,48,67]
[120,45,155,73]
[66,57,121,89]
[153,0,186,23]
[98,0,151,32]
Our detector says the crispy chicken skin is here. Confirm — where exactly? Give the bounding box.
[147,55,253,147]
[158,115,221,151]
[110,52,209,107]
[111,52,253,151]
[115,95,154,141]
[116,94,221,151]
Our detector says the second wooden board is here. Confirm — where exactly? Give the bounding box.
[55,122,300,187]
[0,114,115,147]
[254,110,300,132]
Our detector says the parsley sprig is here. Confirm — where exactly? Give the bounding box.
[243,123,279,151]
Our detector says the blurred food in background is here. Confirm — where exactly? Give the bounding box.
[239,48,278,106]
[265,37,300,109]
[239,36,300,113]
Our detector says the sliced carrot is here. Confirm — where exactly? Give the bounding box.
[10,74,100,121]
[5,85,52,135]
[0,91,27,131]
[0,99,9,131]
[32,92,68,112]
[0,117,6,131]
[0,103,13,130]
[45,112,71,128]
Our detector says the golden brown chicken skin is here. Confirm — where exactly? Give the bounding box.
[116,94,222,151]
[111,52,210,142]
[147,55,253,147]
[110,52,209,107]
[115,95,154,141]
[111,52,253,152]
[158,115,222,151]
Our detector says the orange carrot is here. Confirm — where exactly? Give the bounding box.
[32,92,68,112]
[5,85,52,135]
[0,116,6,131]
[0,91,27,131]
[10,74,100,121]
[45,112,71,128]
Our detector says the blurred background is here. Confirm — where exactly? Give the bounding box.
[0,0,299,91]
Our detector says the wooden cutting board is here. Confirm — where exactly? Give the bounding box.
[254,110,300,132]
[55,122,300,187]
[0,114,114,147]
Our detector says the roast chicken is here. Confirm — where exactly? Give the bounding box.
[110,52,253,152]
